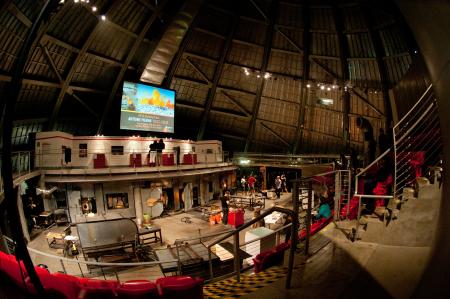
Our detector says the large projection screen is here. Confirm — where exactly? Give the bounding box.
[120,81,175,133]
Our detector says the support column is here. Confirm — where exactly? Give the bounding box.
[173,180,181,210]
[133,184,143,224]
[17,186,30,242]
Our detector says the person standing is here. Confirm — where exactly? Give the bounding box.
[247,173,256,194]
[281,174,287,192]
[241,176,246,193]
[156,138,165,166]
[149,140,157,166]
[378,128,389,154]
[275,176,282,199]
[221,191,230,225]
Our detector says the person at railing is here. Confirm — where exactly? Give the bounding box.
[149,140,157,166]
[156,139,165,166]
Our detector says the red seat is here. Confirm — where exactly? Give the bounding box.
[183,153,197,165]
[37,272,81,299]
[156,276,203,299]
[93,153,107,168]
[129,153,142,167]
[117,280,160,299]
[0,251,27,289]
[78,279,120,299]
[162,154,174,166]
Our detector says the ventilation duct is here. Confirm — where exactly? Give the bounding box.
[140,0,203,85]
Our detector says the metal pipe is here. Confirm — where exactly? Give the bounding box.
[208,249,214,280]
[234,233,240,282]
[286,179,299,289]
[304,180,312,255]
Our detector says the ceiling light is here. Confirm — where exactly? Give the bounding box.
[74,0,79,3]
[306,84,311,88]
[332,85,337,89]
[101,15,106,21]
[327,87,331,91]
[320,86,325,90]
[264,72,271,79]
[257,74,261,78]
[92,6,97,11]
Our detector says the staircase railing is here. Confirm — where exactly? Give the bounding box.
[393,84,442,198]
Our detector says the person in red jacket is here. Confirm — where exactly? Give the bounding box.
[247,173,256,194]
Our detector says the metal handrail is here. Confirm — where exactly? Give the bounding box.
[354,148,391,195]
[394,84,433,130]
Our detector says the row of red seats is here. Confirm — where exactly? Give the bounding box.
[253,216,333,273]
[0,251,204,299]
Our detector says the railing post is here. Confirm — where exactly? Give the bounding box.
[304,180,313,256]
[286,180,299,289]
[208,248,214,280]
[234,232,240,282]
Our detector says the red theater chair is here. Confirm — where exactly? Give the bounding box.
[117,280,160,299]
[156,276,204,299]
[35,272,82,299]
[93,153,107,168]
[129,153,142,167]
[77,278,120,299]
[0,251,28,290]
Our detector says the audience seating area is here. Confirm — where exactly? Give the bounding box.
[0,251,204,299]
[253,216,333,273]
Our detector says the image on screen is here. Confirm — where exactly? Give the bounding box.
[120,81,175,133]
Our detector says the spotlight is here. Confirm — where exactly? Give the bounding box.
[264,72,271,79]
[92,6,97,11]
[257,74,261,78]
[327,87,331,91]
[320,86,325,90]
[306,84,311,88]
[101,15,106,21]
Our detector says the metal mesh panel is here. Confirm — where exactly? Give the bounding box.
[272,29,303,52]
[89,26,135,61]
[219,64,259,93]
[347,33,376,58]
[267,51,302,76]
[171,78,209,106]
[235,19,267,45]
[47,4,97,47]
[227,41,263,69]
[342,6,365,30]
[310,7,335,30]
[187,30,225,59]
[384,55,412,85]
[311,33,339,57]
[277,2,303,27]
[108,0,150,33]
[0,9,28,72]
[258,97,299,127]
[72,55,119,88]
[262,76,301,103]
[348,59,381,88]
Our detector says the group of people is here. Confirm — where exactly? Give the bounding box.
[148,139,165,166]
[240,174,257,194]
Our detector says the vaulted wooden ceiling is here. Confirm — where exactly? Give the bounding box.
[0,0,417,153]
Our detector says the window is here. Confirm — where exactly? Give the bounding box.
[111,146,124,155]
[79,144,87,158]
[105,193,129,209]
[206,148,213,154]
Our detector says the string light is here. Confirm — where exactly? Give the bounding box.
[59,0,105,21]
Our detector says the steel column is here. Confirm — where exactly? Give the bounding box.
[197,10,239,141]
[1,1,61,296]
[97,0,167,134]
[245,0,279,152]
[293,1,311,154]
